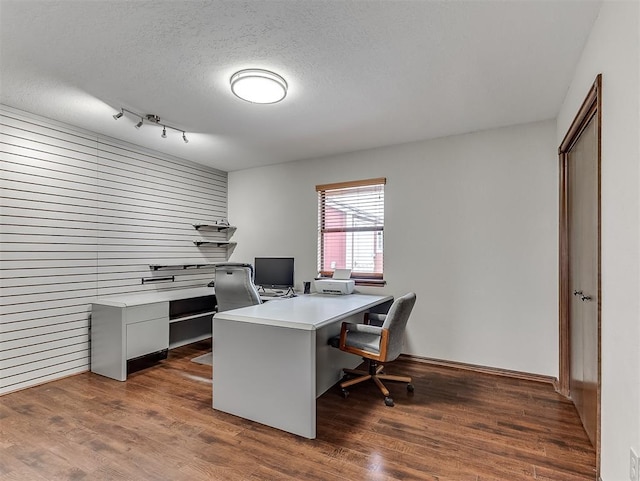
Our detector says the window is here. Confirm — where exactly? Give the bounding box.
[316,178,385,285]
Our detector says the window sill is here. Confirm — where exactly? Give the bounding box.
[316,276,386,287]
[354,279,386,287]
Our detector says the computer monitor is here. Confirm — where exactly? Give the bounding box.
[254,257,294,289]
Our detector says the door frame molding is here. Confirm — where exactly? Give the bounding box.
[558,74,602,471]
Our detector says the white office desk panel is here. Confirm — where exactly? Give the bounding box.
[91,287,214,381]
[94,287,214,308]
[212,293,392,438]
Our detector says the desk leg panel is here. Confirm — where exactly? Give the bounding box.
[90,304,126,381]
[213,319,316,439]
[315,313,363,396]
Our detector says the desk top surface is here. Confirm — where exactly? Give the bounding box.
[93,286,215,307]
[213,293,392,331]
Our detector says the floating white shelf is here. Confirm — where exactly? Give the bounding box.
[193,223,236,232]
[193,240,237,247]
[149,263,217,271]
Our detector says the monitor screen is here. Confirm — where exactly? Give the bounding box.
[254,257,294,288]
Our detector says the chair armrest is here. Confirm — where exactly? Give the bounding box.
[365,312,386,326]
[342,322,382,335]
[339,322,389,361]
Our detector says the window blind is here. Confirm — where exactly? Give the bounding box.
[316,178,386,280]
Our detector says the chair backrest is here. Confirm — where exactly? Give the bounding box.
[214,263,262,312]
[381,292,416,362]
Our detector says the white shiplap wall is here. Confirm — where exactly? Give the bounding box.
[0,106,228,395]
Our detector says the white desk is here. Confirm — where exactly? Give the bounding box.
[212,293,393,439]
[91,287,215,381]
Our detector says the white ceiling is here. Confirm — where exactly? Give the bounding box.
[0,0,601,172]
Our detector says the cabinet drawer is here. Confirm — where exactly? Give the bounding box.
[124,302,168,324]
[126,318,169,359]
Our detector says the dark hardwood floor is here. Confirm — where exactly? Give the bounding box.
[0,340,596,480]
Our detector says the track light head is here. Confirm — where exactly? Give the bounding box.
[113,108,188,146]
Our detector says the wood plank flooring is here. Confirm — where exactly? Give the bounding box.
[0,340,596,480]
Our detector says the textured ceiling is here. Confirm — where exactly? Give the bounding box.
[0,0,601,172]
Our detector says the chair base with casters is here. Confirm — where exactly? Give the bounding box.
[329,292,417,407]
[339,359,414,407]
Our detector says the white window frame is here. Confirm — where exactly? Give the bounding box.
[316,177,386,286]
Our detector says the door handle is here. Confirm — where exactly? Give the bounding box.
[580,294,592,301]
[573,290,583,297]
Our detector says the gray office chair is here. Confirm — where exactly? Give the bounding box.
[214,263,262,312]
[332,292,416,406]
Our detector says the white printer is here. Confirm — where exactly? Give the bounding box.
[313,269,355,295]
[314,279,355,295]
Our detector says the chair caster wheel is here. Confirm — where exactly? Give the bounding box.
[407,383,415,392]
[384,396,394,407]
[341,388,349,399]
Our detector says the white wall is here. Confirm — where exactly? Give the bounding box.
[1,106,228,395]
[229,119,558,377]
[557,2,640,480]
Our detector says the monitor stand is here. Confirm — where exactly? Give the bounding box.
[257,286,296,298]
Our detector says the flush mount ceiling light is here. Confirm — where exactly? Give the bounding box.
[113,108,189,143]
[230,69,287,104]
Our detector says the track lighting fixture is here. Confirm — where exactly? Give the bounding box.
[112,108,189,144]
